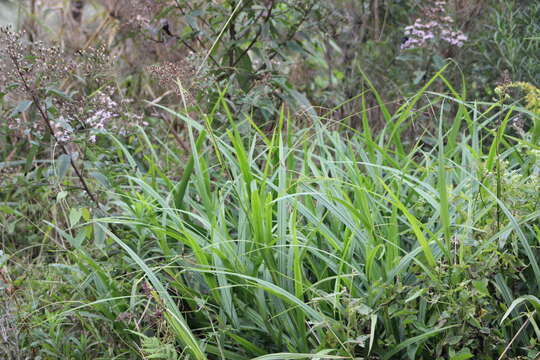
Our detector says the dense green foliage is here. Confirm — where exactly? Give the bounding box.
[1,0,539,359]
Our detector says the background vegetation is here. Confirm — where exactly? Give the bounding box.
[0,0,539,359]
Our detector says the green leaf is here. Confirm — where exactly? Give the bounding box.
[71,229,86,249]
[251,350,344,360]
[378,180,437,269]
[450,349,474,360]
[0,205,19,215]
[24,144,40,173]
[69,208,82,227]
[369,313,377,355]
[56,154,71,180]
[98,224,207,360]
[9,100,32,118]
[382,325,457,360]
[94,223,105,249]
[46,87,72,100]
[81,208,91,221]
[413,70,426,85]
[236,47,253,92]
[56,191,68,202]
[44,221,78,249]
[472,279,489,297]
[90,171,110,187]
[501,295,540,324]
[0,250,9,267]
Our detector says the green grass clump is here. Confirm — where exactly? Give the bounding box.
[32,86,536,359]
[1,1,540,358]
[2,80,539,359]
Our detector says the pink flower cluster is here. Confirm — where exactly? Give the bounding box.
[52,116,74,143]
[401,1,467,50]
[8,114,74,143]
[440,29,468,47]
[1,28,149,146]
[85,92,119,142]
[84,90,148,142]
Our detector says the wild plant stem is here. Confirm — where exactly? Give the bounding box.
[497,311,533,360]
[10,53,101,208]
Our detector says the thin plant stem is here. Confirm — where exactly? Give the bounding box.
[9,52,101,208]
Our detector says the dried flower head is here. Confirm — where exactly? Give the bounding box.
[104,0,171,35]
[148,57,199,103]
[1,27,145,144]
[1,28,74,95]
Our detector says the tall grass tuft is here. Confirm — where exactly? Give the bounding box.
[73,82,540,359]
